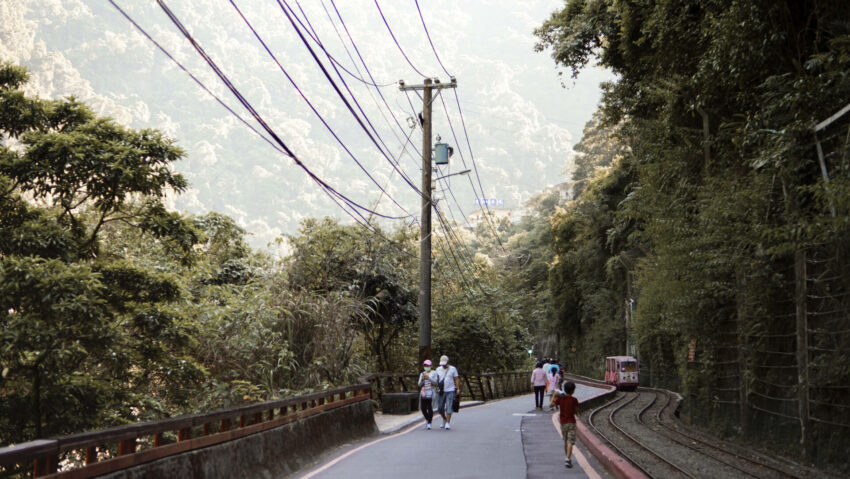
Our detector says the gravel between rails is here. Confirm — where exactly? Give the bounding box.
[583,389,810,479]
[586,391,692,479]
[624,390,765,478]
[648,389,801,479]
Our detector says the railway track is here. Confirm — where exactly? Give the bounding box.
[586,389,803,479]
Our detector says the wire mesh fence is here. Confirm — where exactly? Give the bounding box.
[643,104,850,470]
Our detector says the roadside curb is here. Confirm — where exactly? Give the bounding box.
[575,420,648,479]
[565,375,649,479]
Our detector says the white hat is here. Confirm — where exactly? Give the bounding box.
[439,355,449,366]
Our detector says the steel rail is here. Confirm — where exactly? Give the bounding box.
[588,392,691,478]
[651,389,802,479]
[636,390,763,478]
[608,392,697,479]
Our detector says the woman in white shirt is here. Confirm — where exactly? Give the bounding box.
[546,364,561,410]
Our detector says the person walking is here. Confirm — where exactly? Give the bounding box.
[433,355,460,430]
[418,359,436,430]
[546,364,561,410]
[550,380,580,468]
[530,361,547,410]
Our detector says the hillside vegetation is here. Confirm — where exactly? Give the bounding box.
[532,0,850,470]
[0,63,531,450]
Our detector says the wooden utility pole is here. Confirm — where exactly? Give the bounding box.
[399,77,457,367]
[795,249,812,461]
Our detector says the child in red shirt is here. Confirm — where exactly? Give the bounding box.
[550,380,580,468]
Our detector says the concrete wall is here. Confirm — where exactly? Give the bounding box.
[98,401,376,479]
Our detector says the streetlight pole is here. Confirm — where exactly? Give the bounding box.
[399,77,457,367]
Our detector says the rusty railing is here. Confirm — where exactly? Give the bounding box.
[363,371,532,404]
[0,383,371,478]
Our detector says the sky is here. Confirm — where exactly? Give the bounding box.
[0,0,613,249]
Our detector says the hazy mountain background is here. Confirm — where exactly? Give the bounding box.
[0,0,613,249]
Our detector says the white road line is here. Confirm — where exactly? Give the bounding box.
[296,421,421,479]
[550,411,603,479]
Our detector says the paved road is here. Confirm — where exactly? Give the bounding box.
[292,387,611,479]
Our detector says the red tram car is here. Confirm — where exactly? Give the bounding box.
[604,356,639,390]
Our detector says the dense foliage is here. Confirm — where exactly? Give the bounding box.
[534,0,850,469]
[0,63,533,454]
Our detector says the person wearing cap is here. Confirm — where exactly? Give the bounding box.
[417,359,436,429]
[432,355,460,430]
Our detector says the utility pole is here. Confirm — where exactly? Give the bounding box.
[399,77,457,367]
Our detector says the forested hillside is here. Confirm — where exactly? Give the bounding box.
[0,63,532,449]
[531,0,850,470]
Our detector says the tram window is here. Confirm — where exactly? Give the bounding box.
[621,361,637,372]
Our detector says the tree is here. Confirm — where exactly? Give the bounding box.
[284,218,418,372]
[0,63,202,443]
[535,0,850,467]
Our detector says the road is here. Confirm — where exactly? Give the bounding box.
[292,386,611,479]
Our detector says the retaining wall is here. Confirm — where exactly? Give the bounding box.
[96,401,376,479]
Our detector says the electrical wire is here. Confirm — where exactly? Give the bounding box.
[410,4,507,253]
[432,182,480,269]
[280,2,395,89]
[109,0,404,225]
[434,94,507,252]
[373,0,428,78]
[157,0,409,220]
[369,120,419,221]
[228,0,414,218]
[271,0,425,202]
[325,0,424,165]
[414,0,450,77]
[451,90,507,253]
[281,0,423,196]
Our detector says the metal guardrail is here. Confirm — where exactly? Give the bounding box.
[0,383,371,478]
[362,371,533,403]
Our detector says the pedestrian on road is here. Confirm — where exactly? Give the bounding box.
[418,359,436,429]
[530,361,547,410]
[550,380,580,468]
[433,355,460,430]
[546,364,561,410]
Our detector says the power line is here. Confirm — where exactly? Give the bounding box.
[369,119,419,221]
[111,1,420,264]
[414,0,451,77]
[411,4,507,253]
[449,91,507,253]
[285,1,396,88]
[273,0,425,200]
[229,0,414,218]
[373,0,429,78]
[324,0,424,166]
[281,0,423,196]
[110,0,404,224]
[433,203,489,299]
[431,217,477,301]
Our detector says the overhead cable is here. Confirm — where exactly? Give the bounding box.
[281,0,423,195]
[414,0,451,76]
[325,0,424,164]
[111,1,418,260]
[150,0,409,220]
[373,0,429,78]
[229,0,414,218]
